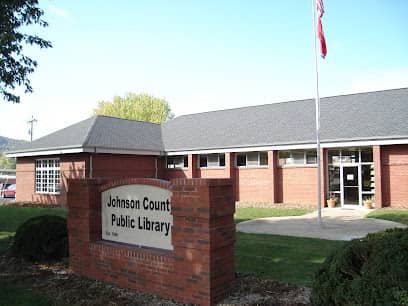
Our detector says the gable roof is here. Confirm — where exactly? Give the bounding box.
[162,88,408,152]
[7,88,408,157]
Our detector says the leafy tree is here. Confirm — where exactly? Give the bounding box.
[0,153,15,169]
[1,0,52,103]
[93,93,175,124]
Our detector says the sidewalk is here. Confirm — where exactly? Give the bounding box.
[236,208,407,240]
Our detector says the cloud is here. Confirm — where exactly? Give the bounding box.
[48,4,73,21]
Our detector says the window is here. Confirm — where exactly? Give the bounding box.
[199,154,225,168]
[278,150,317,166]
[236,151,268,167]
[35,159,60,194]
[166,155,188,169]
[328,148,373,165]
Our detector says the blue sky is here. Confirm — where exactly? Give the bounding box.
[1,0,408,140]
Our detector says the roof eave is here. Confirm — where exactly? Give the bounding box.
[6,145,164,158]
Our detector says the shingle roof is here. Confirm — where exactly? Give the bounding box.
[8,88,408,155]
[10,116,163,154]
[162,88,408,151]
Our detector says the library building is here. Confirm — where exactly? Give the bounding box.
[7,88,408,209]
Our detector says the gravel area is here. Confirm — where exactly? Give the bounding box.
[0,255,311,305]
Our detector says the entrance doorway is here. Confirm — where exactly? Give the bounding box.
[327,148,375,209]
[342,166,359,206]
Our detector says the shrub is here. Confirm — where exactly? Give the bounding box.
[311,228,408,306]
[11,215,68,262]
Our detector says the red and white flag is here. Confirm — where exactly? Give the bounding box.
[317,0,327,58]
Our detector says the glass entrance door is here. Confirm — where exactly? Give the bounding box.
[342,166,359,206]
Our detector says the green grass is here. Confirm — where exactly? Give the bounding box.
[367,209,408,225]
[0,281,51,306]
[235,232,344,286]
[0,206,67,255]
[234,207,312,224]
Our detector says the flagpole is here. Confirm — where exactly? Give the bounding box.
[312,0,322,226]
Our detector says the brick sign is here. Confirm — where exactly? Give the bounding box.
[67,178,235,305]
[102,184,173,250]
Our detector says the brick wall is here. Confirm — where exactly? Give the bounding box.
[67,177,235,306]
[276,166,318,204]
[91,154,157,178]
[235,167,274,202]
[16,154,88,205]
[381,144,408,208]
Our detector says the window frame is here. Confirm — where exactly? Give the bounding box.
[235,151,269,168]
[278,150,318,167]
[35,158,61,195]
[198,153,226,168]
[166,155,188,169]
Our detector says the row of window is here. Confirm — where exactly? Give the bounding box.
[166,152,269,169]
[166,150,319,169]
[35,149,374,194]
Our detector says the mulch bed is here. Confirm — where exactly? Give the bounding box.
[0,255,311,305]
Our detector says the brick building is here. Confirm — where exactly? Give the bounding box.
[7,88,408,208]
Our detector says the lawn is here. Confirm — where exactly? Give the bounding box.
[0,206,67,305]
[235,232,344,286]
[1,204,405,298]
[366,209,408,225]
[0,206,67,255]
[234,207,313,224]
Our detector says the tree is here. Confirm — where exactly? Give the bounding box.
[1,0,52,103]
[93,93,175,124]
[0,153,15,169]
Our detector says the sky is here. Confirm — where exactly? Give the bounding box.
[1,0,408,141]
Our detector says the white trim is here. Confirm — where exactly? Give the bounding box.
[167,145,314,155]
[166,138,408,155]
[7,147,162,157]
[6,138,408,158]
[322,138,408,148]
[92,147,161,156]
[7,147,86,157]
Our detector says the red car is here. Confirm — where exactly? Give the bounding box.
[1,184,16,198]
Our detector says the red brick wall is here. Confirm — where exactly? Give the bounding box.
[67,178,235,306]
[16,154,88,205]
[91,154,157,178]
[276,166,318,204]
[381,144,408,208]
[235,167,274,202]
[197,168,230,178]
[15,153,160,206]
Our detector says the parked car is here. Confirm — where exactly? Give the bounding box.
[1,184,16,198]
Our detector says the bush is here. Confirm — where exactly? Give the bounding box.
[311,227,408,306]
[11,215,68,262]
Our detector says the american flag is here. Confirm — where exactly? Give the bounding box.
[317,0,327,58]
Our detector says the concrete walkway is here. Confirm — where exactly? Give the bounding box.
[237,208,407,240]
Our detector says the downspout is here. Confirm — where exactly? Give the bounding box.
[155,157,158,179]
[89,147,96,179]
[89,154,93,178]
